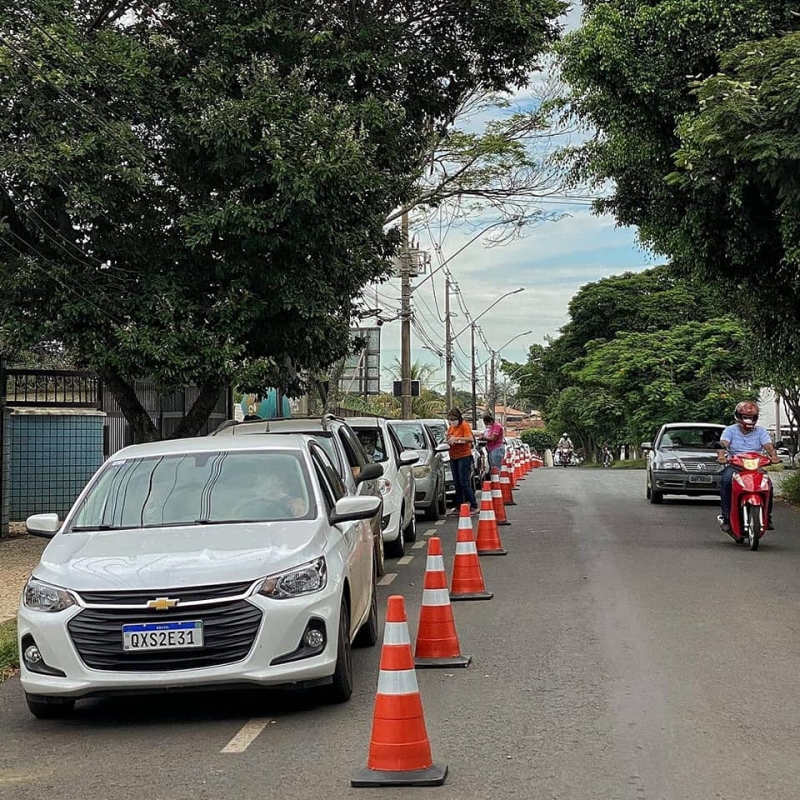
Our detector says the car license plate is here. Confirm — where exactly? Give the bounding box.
[689,475,714,484]
[122,620,203,651]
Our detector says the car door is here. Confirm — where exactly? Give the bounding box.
[387,424,414,527]
[309,445,370,630]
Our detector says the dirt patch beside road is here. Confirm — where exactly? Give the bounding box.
[0,525,46,623]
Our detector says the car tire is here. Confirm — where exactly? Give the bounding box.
[403,509,417,542]
[424,482,441,521]
[437,483,447,516]
[646,476,652,500]
[25,695,76,720]
[354,570,379,649]
[323,600,353,704]
[386,521,405,558]
[650,487,664,504]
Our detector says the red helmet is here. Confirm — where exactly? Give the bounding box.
[734,401,759,431]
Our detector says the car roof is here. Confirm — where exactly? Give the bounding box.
[111,433,309,460]
[660,422,725,429]
[345,417,386,428]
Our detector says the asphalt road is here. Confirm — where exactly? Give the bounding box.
[1,469,799,800]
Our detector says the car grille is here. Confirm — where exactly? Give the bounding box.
[682,461,721,472]
[77,581,254,606]
[67,601,263,672]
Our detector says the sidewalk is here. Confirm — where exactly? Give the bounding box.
[0,526,47,622]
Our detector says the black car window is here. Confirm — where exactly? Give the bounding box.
[390,422,429,451]
[425,423,447,446]
[310,446,346,510]
[355,427,389,463]
[337,425,364,470]
[659,428,724,450]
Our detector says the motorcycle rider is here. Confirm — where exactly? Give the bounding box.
[557,432,574,465]
[716,401,780,535]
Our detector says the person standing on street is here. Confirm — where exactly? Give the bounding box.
[481,413,506,475]
[446,408,478,515]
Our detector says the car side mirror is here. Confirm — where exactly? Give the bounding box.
[26,513,60,539]
[355,462,383,485]
[640,442,653,451]
[398,449,420,466]
[435,443,450,453]
[330,496,382,525]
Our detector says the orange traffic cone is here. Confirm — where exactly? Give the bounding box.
[414,537,471,668]
[508,455,519,490]
[476,481,508,556]
[515,451,524,481]
[500,461,516,505]
[450,504,493,601]
[352,595,448,787]
[490,468,510,526]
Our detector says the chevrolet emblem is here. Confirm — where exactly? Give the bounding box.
[147,597,179,611]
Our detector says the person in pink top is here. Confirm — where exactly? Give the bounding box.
[481,413,506,473]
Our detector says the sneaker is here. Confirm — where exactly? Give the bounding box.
[718,516,731,533]
[767,522,775,531]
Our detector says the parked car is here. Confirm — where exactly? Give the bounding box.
[420,419,455,502]
[19,434,381,718]
[211,415,386,574]
[348,418,419,557]
[642,422,727,503]
[388,420,448,520]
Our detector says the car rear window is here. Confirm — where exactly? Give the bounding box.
[70,451,315,530]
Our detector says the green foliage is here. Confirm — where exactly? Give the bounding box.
[520,427,556,452]
[0,619,18,682]
[777,470,800,504]
[0,0,566,437]
[558,2,800,370]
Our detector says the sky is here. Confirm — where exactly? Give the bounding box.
[369,2,657,395]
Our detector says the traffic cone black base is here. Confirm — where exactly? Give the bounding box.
[497,519,511,526]
[414,654,471,669]
[478,548,508,556]
[450,590,493,601]
[352,764,448,788]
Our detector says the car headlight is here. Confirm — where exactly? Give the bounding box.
[23,578,77,613]
[256,557,327,600]
[378,478,392,496]
[412,465,431,478]
[658,460,682,470]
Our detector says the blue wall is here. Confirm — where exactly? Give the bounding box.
[8,411,105,519]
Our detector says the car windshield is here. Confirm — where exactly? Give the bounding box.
[658,428,723,450]
[69,450,315,531]
[425,423,447,446]
[390,422,428,451]
[354,428,389,463]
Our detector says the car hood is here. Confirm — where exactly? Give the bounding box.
[657,448,719,463]
[33,521,329,592]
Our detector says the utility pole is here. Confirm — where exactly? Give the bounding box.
[400,211,412,420]
[445,273,453,410]
[470,322,477,425]
[489,351,496,416]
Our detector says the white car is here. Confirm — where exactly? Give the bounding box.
[348,418,419,558]
[18,435,381,718]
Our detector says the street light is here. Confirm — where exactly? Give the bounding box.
[446,287,525,424]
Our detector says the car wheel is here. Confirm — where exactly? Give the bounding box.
[354,569,379,648]
[650,487,664,504]
[404,509,417,542]
[424,482,441,521]
[374,530,386,577]
[437,483,447,516]
[323,600,353,704]
[25,695,76,720]
[386,519,405,558]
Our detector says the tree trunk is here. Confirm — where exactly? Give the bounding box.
[171,382,226,438]
[99,369,160,442]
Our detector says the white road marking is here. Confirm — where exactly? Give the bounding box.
[377,573,397,586]
[397,555,414,565]
[221,719,272,753]
[435,520,446,527]
[412,541,426,550]
[424,528,437,536]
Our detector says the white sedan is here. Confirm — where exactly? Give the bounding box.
[18,434,380,718]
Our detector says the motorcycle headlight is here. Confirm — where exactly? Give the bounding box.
[24,578,77,613]
[412,465,431,479]
[256,557,327,600]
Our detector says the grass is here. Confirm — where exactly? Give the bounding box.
[778,469,800,504]
[0,618,19,683]
[581,458,647,470]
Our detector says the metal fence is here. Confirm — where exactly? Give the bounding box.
[2,365,102,408]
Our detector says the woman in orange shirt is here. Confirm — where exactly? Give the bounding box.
[446,408,478,515]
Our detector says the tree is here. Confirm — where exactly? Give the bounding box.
[557,2,800,368]
[0,0,566,440]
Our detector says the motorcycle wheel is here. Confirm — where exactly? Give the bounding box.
[747,506,761,551]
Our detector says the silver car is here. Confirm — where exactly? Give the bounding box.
[642,422,726,504]
[388,421,448,521]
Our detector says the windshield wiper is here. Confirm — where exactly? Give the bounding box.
[71,524,119,531]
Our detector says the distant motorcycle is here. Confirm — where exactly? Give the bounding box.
[557,446,573,468]
[602,448,613,468]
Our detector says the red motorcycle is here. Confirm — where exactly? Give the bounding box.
[718,451,773,551]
